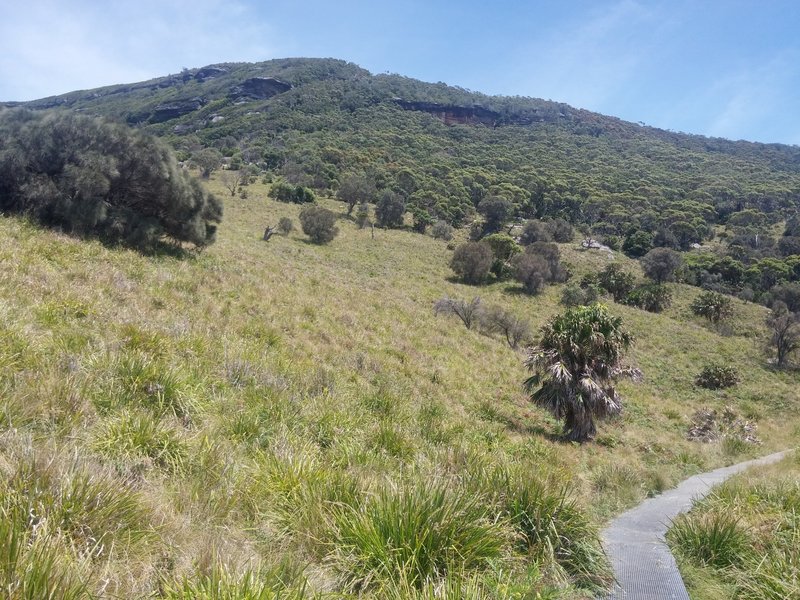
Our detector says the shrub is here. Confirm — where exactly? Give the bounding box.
[277,217,293,235]
[269,181,316,204]
[766,302,800,367]
[641,247,682,283]
[624,284,672,313]
[520,220,553,245]
[299,205,339,244]
[480,305,531,349]
[450,242,493,284]
[512,253,550,294]
[337,173,375,216]
[691,291,734,323]
[561,283,601,307]
[483,233,522,279]
[549,218,575,242]
[375,190,406,228]
[0,109,222,251]
[431,220,454,240]
[477,196,513,234]
[434,296,483,329]
[597,264,636,302]
[696,365,740,389]
[355,201,371,228]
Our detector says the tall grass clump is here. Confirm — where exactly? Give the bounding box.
[160,561,309,600]
[668,511,750,569]
[467,464,610,590]
[331,481,508,591]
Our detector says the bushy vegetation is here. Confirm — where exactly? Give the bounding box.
[0,109,222,251]
[696,364,740,389]
[450,242,493,284]
[299,205,338,243]
[691,291,735,324]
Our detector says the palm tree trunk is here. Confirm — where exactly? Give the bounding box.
[564,404,596,442]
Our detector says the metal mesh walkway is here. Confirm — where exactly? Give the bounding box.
[600,449,792,599]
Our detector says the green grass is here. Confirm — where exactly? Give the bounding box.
[0,178,797,597]
[668,451,800,599]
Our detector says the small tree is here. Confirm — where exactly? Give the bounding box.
[513,253,550,294]
[597,264,636,302]
[524,304,637,443]
[192,148,223,178]
[337,174,375,216]
[477,196,513,235]
[766,302,800,367]
[691,291,734,324]
[434,296,482,329]
[375,191,406,228]
[641,247,682,283]
[520,220,553,245]
[450,242,493,285]
[624,284,672,313]
[299,205,339,244]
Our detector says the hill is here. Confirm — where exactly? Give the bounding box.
[1,59,799,597]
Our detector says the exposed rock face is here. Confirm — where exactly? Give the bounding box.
[195,67,227,80]
[392,99,500,126]
[229,77,292,101]
[151,97,206,123]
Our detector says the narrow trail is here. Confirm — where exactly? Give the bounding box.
[600,449,793,599]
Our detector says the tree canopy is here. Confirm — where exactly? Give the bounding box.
[0,109,222,251]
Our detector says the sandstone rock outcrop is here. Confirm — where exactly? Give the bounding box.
[229,77,291,101]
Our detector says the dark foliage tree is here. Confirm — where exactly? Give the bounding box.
[375,190,406,228]
[520,220,553,245]
[477,196,513,235]
[524,304,636,443]
[0,109,222,251]
[561,283,601,307]
[641,247,682,283]
[691,291,734,323]
[433,295,482,329]
[512,253,550,294]
[622,230,653,258]
[450,241,493,284]
[597,264,636,302]
[299,205,339,244]
[624,284,672,313]
[337,173,375,216]
[766,302,799,367]
[769,282,800,313]
[431,220,454,240]
[549,218,575,243]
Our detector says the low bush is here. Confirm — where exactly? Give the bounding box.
[431,220,454,240]
[450,242,493,284]
[299,205,339,244]
[696,365,740,389]
[668,512,750,569]
[277,217,293,235]
[434,296,482,330]
[624,284,672,313]
[269,181,316,204]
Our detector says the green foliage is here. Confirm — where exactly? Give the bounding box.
[597,264,636,302]
[430,220,454,240]
[375,190,406,228]
[277,216,294,234]
[668,512,750,569]
[641,247,683,283]
[299,205,339,244]
[512,243,568,295]
[269,181,316,204]
[450,241,493,284]
[623,283,673,313]
[160,562,308,599]
[696,365,740,389]
[524,304,635,442]
[622,230,653,258]
[0,109,222,251]
[561,283,601,307]
[331,481,507,591]
[337,173,376,216]
[691,291,734,323]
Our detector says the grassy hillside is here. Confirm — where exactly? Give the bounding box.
[1,175,797,598]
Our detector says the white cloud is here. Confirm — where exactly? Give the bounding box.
[0,0,276,100]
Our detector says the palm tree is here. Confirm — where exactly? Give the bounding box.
[524,304,637,443]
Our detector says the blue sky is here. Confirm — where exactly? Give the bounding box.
[2,0,799,144]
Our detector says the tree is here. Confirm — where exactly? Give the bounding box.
[622,230,653,258]
[641,247,682,283]
[597,264,636,302]
[375,190,406,228]
[524,304,636,443]
[624,284,672,313]
[0,109,222,251]
[520,220,553,245]
[192,148,224,178]
[220,170,244,197]
[691,291,734,324]
[766,302,799,367]
[337,174,375,216]
[512,253,550,294]
[450,242,493,284]
[477,196,513,235]
[299,205,339,244]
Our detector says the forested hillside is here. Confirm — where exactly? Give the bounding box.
[10,57,800,304]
